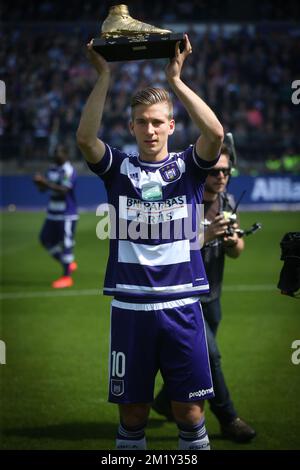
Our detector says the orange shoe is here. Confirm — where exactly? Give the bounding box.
[52,276,73,289]
[69,261,78,273]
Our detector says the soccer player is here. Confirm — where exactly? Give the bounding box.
[153,144,256,443]
[77,34,224,450]
[33,144,78,288]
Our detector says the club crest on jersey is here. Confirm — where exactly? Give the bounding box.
[159,161,180,183]
[111,379,124,396]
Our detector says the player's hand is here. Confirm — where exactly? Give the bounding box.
[33,173,48,188]
[223,223,239,248]
[86,39,110,76]
[33,173,46,183]
[204,214,229,243]
[165,33,192,82]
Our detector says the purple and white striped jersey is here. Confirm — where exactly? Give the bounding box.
[46,161,78,221]
[88,144,219,301]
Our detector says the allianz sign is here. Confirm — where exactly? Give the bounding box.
[251,177,300,202]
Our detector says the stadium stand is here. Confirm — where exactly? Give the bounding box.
[1,0,300,174]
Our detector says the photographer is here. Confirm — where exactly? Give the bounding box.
[153,144,256,443]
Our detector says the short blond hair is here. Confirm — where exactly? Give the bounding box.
[130,87,173,119]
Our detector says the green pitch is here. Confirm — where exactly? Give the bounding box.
[0,211,299,450]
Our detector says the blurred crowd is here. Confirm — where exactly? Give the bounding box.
[2,0,300,22]
[1,7,300,174]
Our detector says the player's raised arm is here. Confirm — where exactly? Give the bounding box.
[165,34,224,162]
[76,40,110,164]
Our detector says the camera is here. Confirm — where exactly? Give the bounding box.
[220,211,262,239]
[222,211,237,236]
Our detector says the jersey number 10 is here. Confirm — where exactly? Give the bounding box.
[111,350,126,377]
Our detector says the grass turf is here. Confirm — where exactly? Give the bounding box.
[0,211,299,450]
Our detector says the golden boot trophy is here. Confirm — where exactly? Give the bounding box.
[101,4,171,37]
[92,4,184,62]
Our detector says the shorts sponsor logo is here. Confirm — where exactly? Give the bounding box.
[111,379,124,396]
[117,444,138,449]
[188,387,213,399]
[188,442,209,450]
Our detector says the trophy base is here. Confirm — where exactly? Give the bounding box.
[92,33,184,62]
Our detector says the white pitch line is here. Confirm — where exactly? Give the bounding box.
[0,285,275,300]
[224,284,275,292]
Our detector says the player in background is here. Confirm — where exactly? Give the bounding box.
[33,143,78,288]
[153,144,256,443]
[77,34,224,450]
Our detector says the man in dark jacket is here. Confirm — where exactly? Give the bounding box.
[152,144,256,443]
